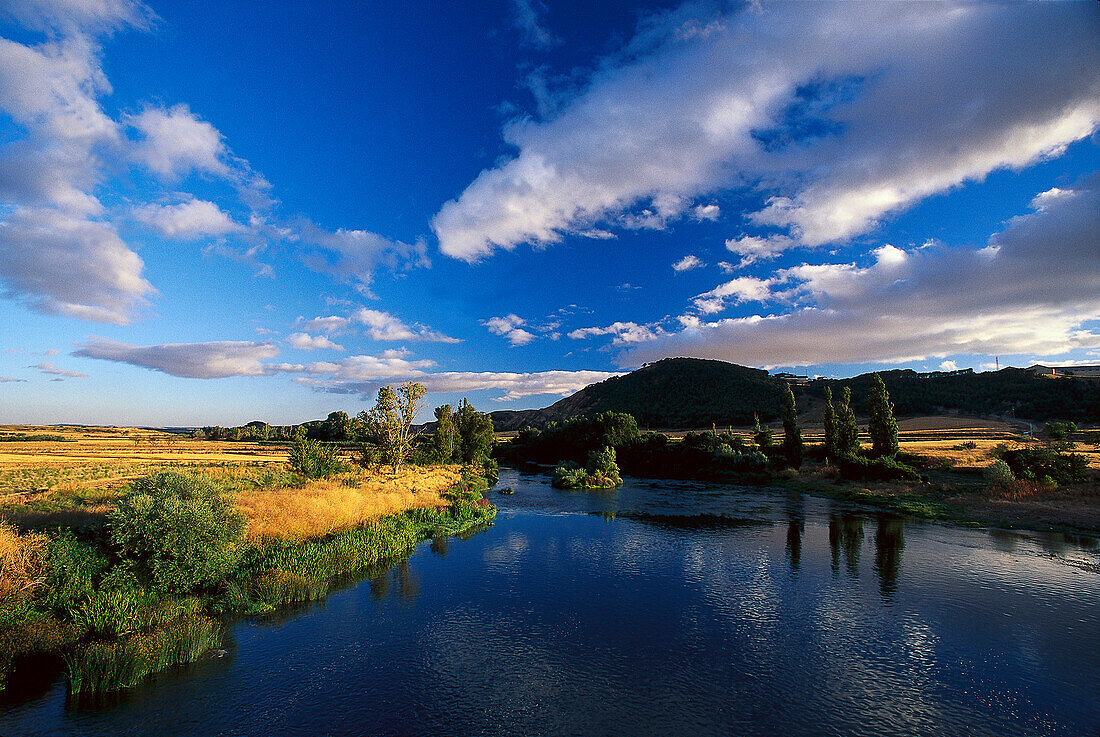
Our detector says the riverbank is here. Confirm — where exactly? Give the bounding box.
[0,465,497,694]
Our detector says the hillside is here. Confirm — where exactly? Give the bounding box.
[491,358,786,430]
[489,359,1100,431]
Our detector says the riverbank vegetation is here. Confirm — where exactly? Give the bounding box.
[0,384,500,695]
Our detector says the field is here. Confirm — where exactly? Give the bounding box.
[0,425,461,536]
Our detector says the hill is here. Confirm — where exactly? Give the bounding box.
[491,358,786,430]
[490,359,1100,431]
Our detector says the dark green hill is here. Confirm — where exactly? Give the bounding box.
[490,359,1100,431]
[491,358,786,430]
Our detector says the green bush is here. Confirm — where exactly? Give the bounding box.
[837,454,924,482]
[288,437,347,479]
[109,472,246,594]
[983,460,1015,488]
[1001,448,1088,484]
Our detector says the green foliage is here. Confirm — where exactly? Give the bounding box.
[1001,447,1089,484]
[359,381,427,471]
[836,454,923,482]
[984,460,1016,488]
[64,614,222,694]
[836,387,861,456]
[43,534,111,613]
[287,437,347,479]
[822,386,839,459]
[109,472,246,595]
[455,399,495,464]
[68,589,142,637]
[432,404,457,462]
[866,374,900,458]
[552,446,623,489]
[752,414,774,452]
[780,384,803,469]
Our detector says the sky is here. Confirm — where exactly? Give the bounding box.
[0,0,1098,427]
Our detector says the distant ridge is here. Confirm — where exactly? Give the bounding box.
[488,358,1100,431]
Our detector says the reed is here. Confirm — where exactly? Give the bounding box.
[64,613,222,694]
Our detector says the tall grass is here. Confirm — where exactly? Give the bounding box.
[0,522,49,623]
[64,614,222,693]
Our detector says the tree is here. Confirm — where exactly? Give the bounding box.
[432,404,457,463]
[362,381,427,472]
[321,411,351,441]
[780,384,803,469]
[454,398,495,464]
[752,413,774,452]
[822,386,839,458]
[866,374,899,458]
[836,387,861,456]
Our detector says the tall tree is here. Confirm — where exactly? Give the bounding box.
[432,404,457,463]
[780,384,803,469]
[363,381,427,472]
[752,413,773,452]
[866,373,900,458]
[822,386,838,459]
[455,398,495,464]
[836,387,861,456]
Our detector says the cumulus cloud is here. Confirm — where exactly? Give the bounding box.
[568,321,663,345]
[287,333,344,351]
[33,361,88,378]
[723,234,794,269]
[353,308,459,343]
[672,254,704,272]
[1,0,156,35]
[483,314,536,346]
[691,276,772,314]
[691,203,720,221]
[74,338,279,378]
[0,208,153,323]
[132,199,244,239]
[433,2,1099,261]
[127,104,230,179]
[621,176,1100,367]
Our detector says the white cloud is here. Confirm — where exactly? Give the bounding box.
[2,0,156,35]
[511,0,560,49]
[568,321,662,345]
[692,276,772,314]
[724,234,794,268]
[128,104,230,179]
[74,338,279,378]
[287,333,344,351]
[621,176,1100,367]
[0,208,153,324]
[33,361,88,378]
[692,203,720,221]
[433,2,1099,260]
[672,254,704,272]
[303,369,624,402]
[353,308,459,343]
[133,199,243,239]
[939,360,958,371]
[300,315,351,334]
[299,225,429,291]
[483,314,537,346]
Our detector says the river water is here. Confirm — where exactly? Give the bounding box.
[1,468,1098,736]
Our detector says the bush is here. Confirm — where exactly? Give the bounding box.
[110,472,246,594]
[983,460,1015,488]
[1001,448,1088,484]
[837,454,924,482]
[288,437,347,479]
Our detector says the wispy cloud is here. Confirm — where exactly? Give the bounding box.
[433,3,1099,261]
[74,338,279,378]
[672,254,704,272]
[33,361,88,378]
[287,333,344,351]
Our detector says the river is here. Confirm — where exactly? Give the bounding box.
[1,467,1098,736]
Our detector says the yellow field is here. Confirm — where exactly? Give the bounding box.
[0,425,464,541]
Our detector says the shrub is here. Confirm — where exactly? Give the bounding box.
[68,589,142,637]
[288,437,347,479]
[837,454,924,482]
[1000,448,1088,484]
[0,522,49,619]
[110,472,246,594]
[983,460,1015,488]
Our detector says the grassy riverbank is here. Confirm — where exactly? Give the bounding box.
[0,434,496,694]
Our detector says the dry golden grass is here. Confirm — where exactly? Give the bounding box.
[0,521,49,606]
[237,466,463,541]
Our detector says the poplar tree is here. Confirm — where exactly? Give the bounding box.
[866,373,900,458]
[822,386,838,458]
[432,404,456,463]
[837,386,861,456]
[753,413,773,452]
[364,381,427,472]
[781,383,803,469]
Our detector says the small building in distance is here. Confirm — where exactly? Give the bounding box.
[774,372,810,385]
[1029,364,1100,378]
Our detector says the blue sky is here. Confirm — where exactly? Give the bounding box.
[1,0,1098,426]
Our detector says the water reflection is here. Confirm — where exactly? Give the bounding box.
[874,515,904,600]
[784,494,805,574]
[829,512,865,577]
[369,560,419,604]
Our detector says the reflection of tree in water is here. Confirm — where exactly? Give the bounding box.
[784,494,805,574]
[828,513,864,577]
[431,535,448,556]
[369,560,419,603]
[874,515,904,599]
